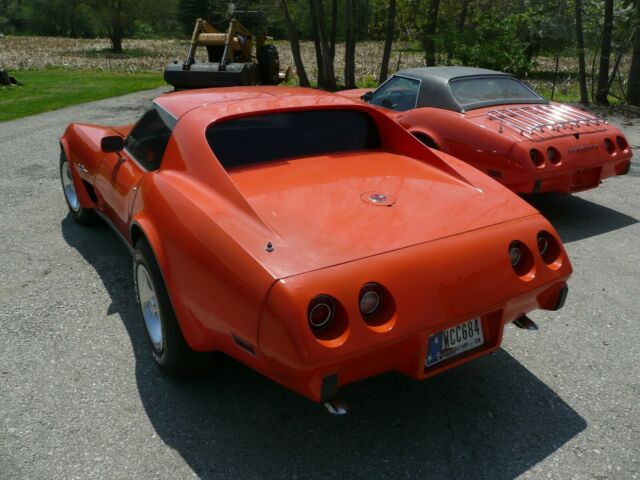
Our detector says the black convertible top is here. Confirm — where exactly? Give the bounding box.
[388,66,547,112]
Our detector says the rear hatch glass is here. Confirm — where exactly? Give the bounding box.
[206,109,381,169]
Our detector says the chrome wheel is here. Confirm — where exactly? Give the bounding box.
[61,160,80,212]
[136,264,164,353]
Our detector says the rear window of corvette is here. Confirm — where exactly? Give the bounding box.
[450,76,543,107]
[206,110,381,169]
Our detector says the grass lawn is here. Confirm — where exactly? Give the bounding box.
[0,69,165,122]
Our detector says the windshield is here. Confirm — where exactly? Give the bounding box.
[369,75,420,112]
[450,76,543,108]
[206,110,381,169]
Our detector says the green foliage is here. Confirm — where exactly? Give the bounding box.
[447,13,535,75]
[0,69,164,122]
[0,0,180,38]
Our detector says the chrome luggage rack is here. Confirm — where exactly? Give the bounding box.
[486,104,607,139]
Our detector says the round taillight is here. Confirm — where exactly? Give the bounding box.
[308,295,335,332]
[359,283,383,317]
[616,135,628,151]
[537,233,549,256]
[509,240,535,279]
[530,149,544,167]
[509,243,522,267]
[537,231,562,268]
[547,147,561,164]
[604,138,615,154]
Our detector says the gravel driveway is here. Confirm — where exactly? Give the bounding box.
[0,89,638,479]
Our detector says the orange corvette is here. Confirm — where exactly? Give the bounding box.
[339,67,632,194]
[60,86,572,409]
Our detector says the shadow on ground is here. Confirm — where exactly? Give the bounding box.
[61,216,586,480]
[524,192,638,243]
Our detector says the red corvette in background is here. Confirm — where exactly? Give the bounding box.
[339,67,632,194]
[60,86,572,410]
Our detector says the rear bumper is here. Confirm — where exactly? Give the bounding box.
[525,157,630,194]
[256,215,572,402]
[507,142,632,194]
[279,281,568,402]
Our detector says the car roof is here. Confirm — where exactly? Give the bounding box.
[154,86,360,120]
[388,67,546,112]
[398,66,506,82]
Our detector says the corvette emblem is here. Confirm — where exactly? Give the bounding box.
[369,193,387,203]
[568,144,599,154]
[361,191,396,206]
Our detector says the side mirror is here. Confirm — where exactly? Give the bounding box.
[362,91,373,102]
[101,135,124,153]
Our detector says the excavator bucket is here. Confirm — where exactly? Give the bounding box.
[164,62,257,89]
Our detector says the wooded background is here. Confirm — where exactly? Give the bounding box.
[1,0,639,105]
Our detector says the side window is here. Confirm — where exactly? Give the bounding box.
[369,76,420,112]
[125,107,175,170]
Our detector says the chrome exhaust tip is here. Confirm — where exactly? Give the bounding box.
[324,397,348,415]
[513,315,539,331]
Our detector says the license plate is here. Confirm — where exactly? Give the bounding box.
[426,317,484,367]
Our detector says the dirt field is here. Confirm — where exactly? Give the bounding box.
[0,35,427,85]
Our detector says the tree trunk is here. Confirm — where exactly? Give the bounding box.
[379,0,397,84]
[550,54,560,100]
[111,25,123,53]
[311,0,337,90]
[627,0,640,105]
[457,0,469,32]
[344,0,357,89]
[422,0,440,66]
[280,0,310,87]
[595,0,614,104]
[309,0,324,87]
[575,0,589,104]
[590,48,598,102]
[329,0,337,63]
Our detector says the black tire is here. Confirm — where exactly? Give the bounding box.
[133,238,197,376]
[413,133,439,150]
[59,151,99,225]
[257,44,280,85]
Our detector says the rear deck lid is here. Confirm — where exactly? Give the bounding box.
[227,151,537,278]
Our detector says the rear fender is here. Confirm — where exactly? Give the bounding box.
[129,215,220,352]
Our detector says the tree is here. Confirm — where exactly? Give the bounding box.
[628,0,640,105]
[280,0,310,86]
[310,0,337,90]
[178,0,209,34]
[575,0,589,104]
[379,0,396,83]
[595,0,614,104]
[86,0,177,52]
[329,0,337,63]
[422,0,440,66]
[344,0,357,88]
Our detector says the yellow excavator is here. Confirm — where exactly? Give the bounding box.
[165,18,290,89]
